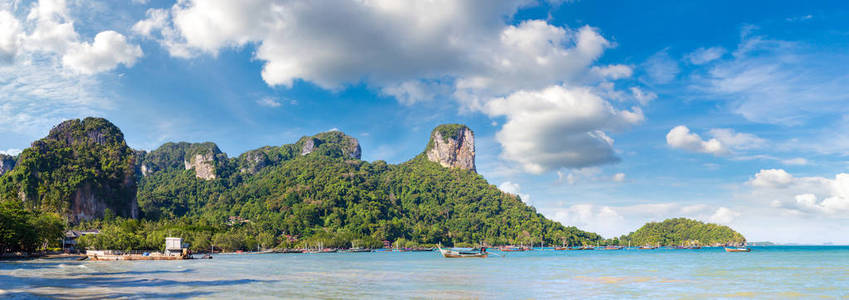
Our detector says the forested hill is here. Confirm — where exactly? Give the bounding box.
[1,118,602,251]
[623,218,746,246]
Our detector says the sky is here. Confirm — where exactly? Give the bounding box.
[2,0,849,244]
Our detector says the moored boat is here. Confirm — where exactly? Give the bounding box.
[724,247,751,252]
[437,245,488,258]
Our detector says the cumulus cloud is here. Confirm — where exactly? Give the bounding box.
[62,31,142,74]
[708,207,739,224]
[612,172,626,182]
[747,169,849,216]
[666,125,764,156]
[686,46,725,65]
[486,85,643,173]
[0,10,21,63]
[749,169,794,188]
[498,181,531,204]
[135,0,643,174]
[666,125,726,155]
[0,0,139,139]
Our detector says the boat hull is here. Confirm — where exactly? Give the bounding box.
[724,247,751,252]
[438,247,487,258]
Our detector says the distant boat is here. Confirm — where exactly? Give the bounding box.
[553,246,568,251]
[437,245,488,258]
[603,246,624,250]
[724,247,751,252]
[638,246,658,250]
[568,246,594,250]
[500,246,528,252]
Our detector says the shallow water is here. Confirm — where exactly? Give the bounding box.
[2,246,848,299]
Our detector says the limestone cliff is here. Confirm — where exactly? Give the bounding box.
[238,148,270,174]
[425,124,475,172]
[184,146,221,180]
[0,154,15,176]
[137,142,225,180]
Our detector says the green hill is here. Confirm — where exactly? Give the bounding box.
[623,218,746,246]
[1,118,603,251]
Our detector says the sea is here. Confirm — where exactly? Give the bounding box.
[1,246,848,299]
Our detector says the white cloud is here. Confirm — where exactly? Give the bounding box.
[707,128,766,150]
[629,87,656,105]
[132,8,169,37]
[62,31,142,74]
[498,181,531,203]
[781,157,808,166]
[686,46,725,65]
[0,10,22,63]
[0,148,22,156]
[0,0,138,139]
[591,64,632,80]
[642,49,679,84]
[256,97,281,108]
[486,85,643,173]
[666,125,727,155]
[666,125,766,156]
[749,169,794,188]
[708,207,739,224]
[612,172,626,182]
[136,0,638,174]
[747,169,849,216]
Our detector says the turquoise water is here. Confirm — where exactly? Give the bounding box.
[2,246,848,299]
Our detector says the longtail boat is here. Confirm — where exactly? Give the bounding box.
[724,247,751,252]
[638,246,658,250]
[437,245,488,258]
[603,246,624,250]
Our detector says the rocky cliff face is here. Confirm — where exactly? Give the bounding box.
[239,149,269,174]
[138,142,225,180]
[0,154,15,176]
[185,151,219,180]
[426,124,475,172]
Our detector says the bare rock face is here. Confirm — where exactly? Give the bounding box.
[301,138,316,156]
[426,124,475,172]
[0,154,14,176]
[185,152,218,180]
[239,150,269,174]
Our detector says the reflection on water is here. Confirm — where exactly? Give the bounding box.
[2,246,849,299]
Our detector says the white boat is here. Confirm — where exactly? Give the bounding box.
[437,245,488,258]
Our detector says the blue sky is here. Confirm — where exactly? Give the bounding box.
[2,0,849,243]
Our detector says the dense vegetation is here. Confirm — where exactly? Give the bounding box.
[0,118,747,254]
[119,149,602,251]
[616,218,746,246]
[0,201,64,254]
[0,118,137,218]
